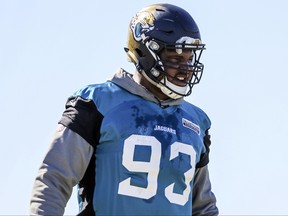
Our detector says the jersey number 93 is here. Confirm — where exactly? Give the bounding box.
[118,134,196,206]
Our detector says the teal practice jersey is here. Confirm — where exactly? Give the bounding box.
[71,80,211,215]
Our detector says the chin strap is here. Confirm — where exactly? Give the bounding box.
[159,77,187,99]
[141,68,186,99]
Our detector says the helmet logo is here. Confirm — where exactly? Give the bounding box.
[175,37,201,54]
[130,11,155,41]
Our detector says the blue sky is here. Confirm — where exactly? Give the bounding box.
[1,0,288,215]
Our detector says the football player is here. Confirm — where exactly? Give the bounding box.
[30,3,218,215]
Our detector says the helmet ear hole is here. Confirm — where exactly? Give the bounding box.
[135,48,144,57]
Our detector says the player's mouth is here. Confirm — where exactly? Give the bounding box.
[172,74,189,86]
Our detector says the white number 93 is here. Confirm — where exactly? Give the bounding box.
[118,134,196,206]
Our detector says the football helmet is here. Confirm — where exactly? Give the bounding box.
[126,4,206,99]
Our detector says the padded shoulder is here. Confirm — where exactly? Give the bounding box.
[59,96,103,148]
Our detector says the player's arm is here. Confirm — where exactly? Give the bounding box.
[30,96,102,215]
[29,125,94,215]
[192,166,218,216]
[192,130,218,216]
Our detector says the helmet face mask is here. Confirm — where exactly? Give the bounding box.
[126,3,206,99]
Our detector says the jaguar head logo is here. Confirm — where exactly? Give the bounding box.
[130,11,155,41]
